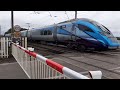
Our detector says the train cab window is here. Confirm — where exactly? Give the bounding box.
[78,24,94,32]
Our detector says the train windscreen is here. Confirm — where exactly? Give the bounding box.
[80,18,111,35]
[81,18,118,43]
[92,21,119,43]
[80,18,119,43]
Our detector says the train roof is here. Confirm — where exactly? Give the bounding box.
[25,18,97,31]
[57,18,96,24]
[31,18,98,30]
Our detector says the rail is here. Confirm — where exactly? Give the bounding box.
[12,42,102,79]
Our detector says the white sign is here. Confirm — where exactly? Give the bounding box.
[14,25,21,31]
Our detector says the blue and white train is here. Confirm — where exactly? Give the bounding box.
[5,18,120,51]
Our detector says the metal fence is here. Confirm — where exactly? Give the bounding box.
[12,42,102,79]
[0,37,11,58]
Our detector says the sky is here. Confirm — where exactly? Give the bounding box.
[0,11,120,37]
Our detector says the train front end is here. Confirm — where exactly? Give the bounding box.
[77,18,120,50]
[105,34,120,49]
[93,21,120,49]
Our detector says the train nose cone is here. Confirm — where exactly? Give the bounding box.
[108,43,120,49]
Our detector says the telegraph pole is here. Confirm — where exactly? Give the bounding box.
[11,11,14,37]
[75,11,77,19]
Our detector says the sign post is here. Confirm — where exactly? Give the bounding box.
[12,25,21,44]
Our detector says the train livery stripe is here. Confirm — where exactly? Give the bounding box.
[46,59,64,74]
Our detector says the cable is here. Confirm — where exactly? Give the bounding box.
[65,11,70,21]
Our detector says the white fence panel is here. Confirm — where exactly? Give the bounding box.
[0,37,11,58]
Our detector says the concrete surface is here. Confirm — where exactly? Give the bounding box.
[0,62,28,79]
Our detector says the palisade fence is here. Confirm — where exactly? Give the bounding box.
[12,42,102,79]
[0,37,11,58]
[0,37,27,58]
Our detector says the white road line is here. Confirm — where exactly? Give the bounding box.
[0,62,18,65]
[109,67,120,70]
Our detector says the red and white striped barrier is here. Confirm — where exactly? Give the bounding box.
[12,42,102,79]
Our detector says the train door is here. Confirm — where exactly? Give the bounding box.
[27,30,32,40]
[71,24,76,41]
[53,26,58,42]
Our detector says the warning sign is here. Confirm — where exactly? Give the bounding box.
[14,31,21,38]
[14,25,21,31]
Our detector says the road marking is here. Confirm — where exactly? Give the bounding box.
[109,67,120,70]
[114,70,120,72]
[0,62,18,65]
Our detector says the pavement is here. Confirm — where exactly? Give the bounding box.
[0,61,28,79]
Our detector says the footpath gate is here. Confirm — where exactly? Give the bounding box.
[12,42,102,79]
[0,37,11,58]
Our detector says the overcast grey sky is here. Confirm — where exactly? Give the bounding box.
[0,11,120,37]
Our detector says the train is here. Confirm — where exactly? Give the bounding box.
[5,18,120,51]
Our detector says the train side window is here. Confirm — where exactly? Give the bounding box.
[47,30,52,35]
[44,30,47,35]
[40,30,44,35]
[60,25,66,29]
[47,30,49,35]
[50,31,52,35]
[78,24,94,32]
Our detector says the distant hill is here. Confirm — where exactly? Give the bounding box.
[4,28,28,35]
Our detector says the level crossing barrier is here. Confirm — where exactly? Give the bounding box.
[12,42,102,79]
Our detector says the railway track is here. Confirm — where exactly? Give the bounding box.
[28,42,120,65]
[28,41,120,79]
